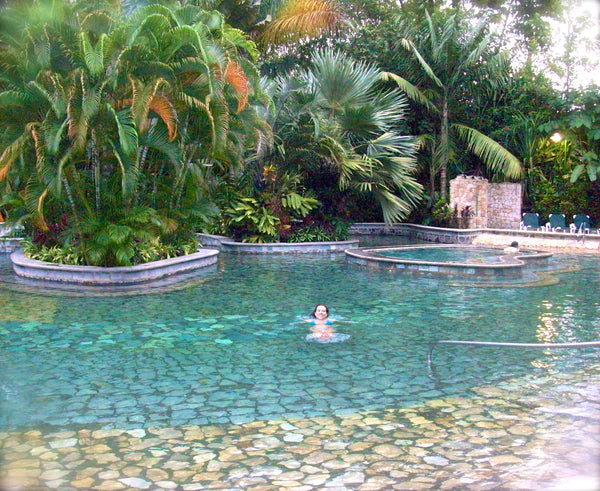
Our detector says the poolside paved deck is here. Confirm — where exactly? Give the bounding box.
[473,232,600,253]
[2,364,598,490]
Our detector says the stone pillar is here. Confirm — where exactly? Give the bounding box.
[487,182,522,229]
[450,176,521,229]
[449,176,488,228]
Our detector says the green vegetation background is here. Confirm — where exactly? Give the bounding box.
[0,0,598,265]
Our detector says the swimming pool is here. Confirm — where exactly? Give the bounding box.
[346,244,555,278]
[1,246,598,432]
[376,246,528,263]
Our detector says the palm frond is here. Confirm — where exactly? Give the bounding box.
[36,187,50,231]
[163,25,202,58]
[80,10,115,35]
[67,88,89,153]
[0,133,30,182]
[0,90,33,109]
[221,26,258,62]
[139,125,181,164]
[365,132,417,159]
[111,106,139,157]
[399,38,443,89]
[224,59,249,113]
[380,72,439,114]
[260,0,345,45]
[111,139,140,200]
[42,118,70,156]
[80,32,106,77]
[150,95,178,141]
[373,187,415,223]
[453,123,522,179]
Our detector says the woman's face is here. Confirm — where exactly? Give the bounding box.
[313,305,329,319]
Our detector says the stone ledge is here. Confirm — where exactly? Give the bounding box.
[349,223,480,243]
[0,237,22,253]
[197,233,358,254]
[349,223,600,250]
[345,244,553,277]
[10,248,219,285]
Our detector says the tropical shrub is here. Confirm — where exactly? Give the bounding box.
[0,0,268,265]
[259,48,423,225]
[221,166,320,242]
[540,87,600,183]
[288,217,349,242]
[22,238,83,266]
[21,206,199,266]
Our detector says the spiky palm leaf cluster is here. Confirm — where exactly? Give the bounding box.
[262,48,423,223]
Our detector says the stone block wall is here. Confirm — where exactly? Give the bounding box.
[487,182,522,229]
[450,176,521,229]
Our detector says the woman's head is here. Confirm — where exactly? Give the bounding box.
[311,304,329,319]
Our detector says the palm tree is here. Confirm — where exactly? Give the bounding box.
[121,0,347,47]
[258,0,346,46]
[0,0,268,265]
[387,10,522,200]
[261,49,423,223]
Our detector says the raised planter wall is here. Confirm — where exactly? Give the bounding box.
[197,233,359,254]
[349,223,480,244]
[10,249,219,285]
[0,237,22,254]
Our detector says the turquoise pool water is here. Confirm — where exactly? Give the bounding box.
[0,249,599,431]
[377,246,520,263]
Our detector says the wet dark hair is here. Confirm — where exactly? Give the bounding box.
[510,241,519,247]
[311,304,329,317]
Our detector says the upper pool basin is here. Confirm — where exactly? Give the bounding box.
[345,244,554,277]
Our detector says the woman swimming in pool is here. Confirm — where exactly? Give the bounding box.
[305,304,349,343]
[307,304,336,325]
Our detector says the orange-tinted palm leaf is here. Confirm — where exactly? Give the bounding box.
[37,188,50,231]
[150,95,178,141]
[261,0,344,45]
[0,153,12,181]
[0,131,30,181]
[224,60,249,114]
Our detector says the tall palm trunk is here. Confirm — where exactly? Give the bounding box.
[91,129,100,214]
[440,92,449,200]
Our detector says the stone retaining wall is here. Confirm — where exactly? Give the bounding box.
[197,233,359,254]
[349,223,480,244]
[349,222,600,251]
[10,249,219,285]
[0,237,22,253]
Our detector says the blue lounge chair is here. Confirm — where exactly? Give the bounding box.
[520,213,541,230]
[570,214,591,234]
[546,213,567,232]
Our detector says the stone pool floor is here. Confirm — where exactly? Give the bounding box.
[1,364,598,491]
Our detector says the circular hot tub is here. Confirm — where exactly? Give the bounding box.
[345,244,553,277]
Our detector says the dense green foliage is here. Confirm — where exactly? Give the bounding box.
[259,49,423,223]
[300,0,600,226]
[0,0,268,264]
[0,0,598,260]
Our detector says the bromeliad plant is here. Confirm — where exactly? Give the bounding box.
[0,0,269,265]
[223,165,320,242]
